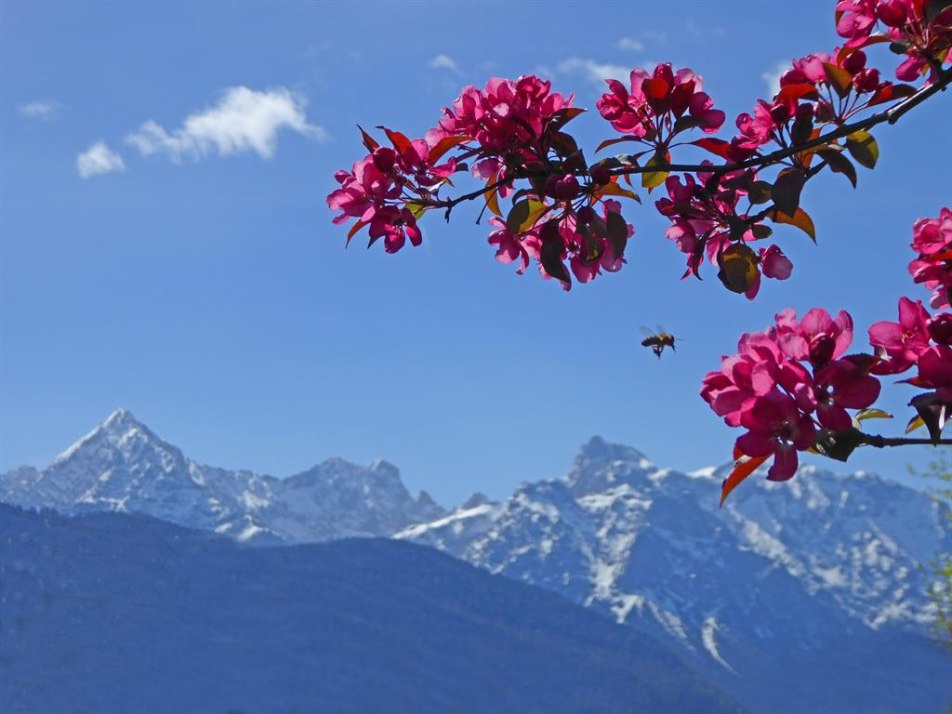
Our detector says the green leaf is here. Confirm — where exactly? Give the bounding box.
[641,154,669,191]
[593,181,640,202]
[845,130,879,169]
[717,244,759,294]
[406,202,427,220]
[853,408,893,430]
[605,210,629,259]
[748,181,773,205]
[817,147,858,188]
[485,172,503,217]
[855,408,893,422]
[768,206,816,242]
[506,200,531,234]
[772,169,806,217]
[519,199,549,233]
[823,62,853,97]
[539,222,571,286]
[906,414,927,434]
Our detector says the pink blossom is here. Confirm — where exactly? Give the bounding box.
[439,76,573,156]
[487,217,535,274]
[909,207,952,308]
[597,63,724,142]
[760,245,793,280]
[868,296,931,374]
[368,207,422,253]
[836,0,879,45]
[812,356,882,430]
[775,308,854,367]
[915,346,952,402]
[736,391,816,481]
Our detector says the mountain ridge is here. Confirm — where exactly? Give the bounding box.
[3,411,950,712]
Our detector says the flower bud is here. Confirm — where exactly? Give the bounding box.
[929,313,952,345]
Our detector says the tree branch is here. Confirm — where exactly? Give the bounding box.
[861,434,952,448]
[424,65,951,218]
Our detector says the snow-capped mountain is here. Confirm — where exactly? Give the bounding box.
[3,414,950,711]
[401,436,950,631]
[397,436,952,713]
[0,409,444,543]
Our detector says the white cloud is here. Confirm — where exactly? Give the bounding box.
[430,54,459,73]
[76,141,125,178]
[639,30,669,45]
[557,58,631,87]
[125,86,326,162]
[762,61,789,97]
[617,37,645,52]
[19,100,59,120]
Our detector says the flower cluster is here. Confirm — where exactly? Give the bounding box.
[655,171,792,298]
[487,198,632,290]
[731,48,908,157]
[329,2,946,297]
[702,308,881,480]
[327,129,459,253]
[909,206,952,308]
[836,0,952,81]
[436,75,575,178]
[706,207,952,500]
[596,63,725,145]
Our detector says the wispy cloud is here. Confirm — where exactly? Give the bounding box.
[76,141,125,178]
[19,100,60,120]
[762,61,789,97]
[430,54,459,73]
[617,37,645,52]
[638,30,669,46]
[125,86,326,162]
[557,58,631,87]
[686,17,724,38]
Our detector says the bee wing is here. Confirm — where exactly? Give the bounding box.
[639,326,656,336]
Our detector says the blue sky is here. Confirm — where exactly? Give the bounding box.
[2,0,949,505]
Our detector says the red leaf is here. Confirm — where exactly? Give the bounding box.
[381,127,413,155]
[868,83,917,107]
[345,219,367,247]
[357,125,379,152]
[427,135,469,164]
[595,136,640,153]
[721,454,769,506]
[690,138,732,159]
[777,83,818,103]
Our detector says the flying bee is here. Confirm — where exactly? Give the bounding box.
[640,326,678,359]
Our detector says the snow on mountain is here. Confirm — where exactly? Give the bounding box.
[3,418,950,712]
[0,409,444,543]
[397,436,952,712]
[401,436,950,633]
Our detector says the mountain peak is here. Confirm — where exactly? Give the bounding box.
[102,407,141,430]
[576,436,651,468]
[50,408,176,469]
